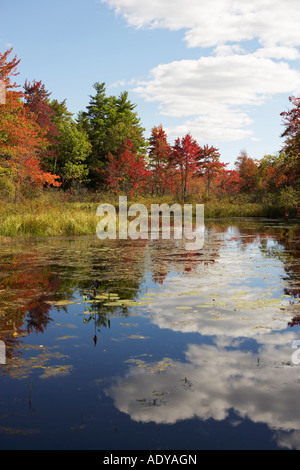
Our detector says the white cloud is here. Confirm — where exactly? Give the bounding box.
[165,112,253,142]
[214,44,246,57]
[102,0,300,49]
[135,55,300,114]
[108,79,127,88]
[101,0,300,144]
[253,47,300,60]
[133,54,300,141]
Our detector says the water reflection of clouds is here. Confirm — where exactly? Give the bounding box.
[105,337,300,449]
[146,242,288,339]
[105,229,300,449]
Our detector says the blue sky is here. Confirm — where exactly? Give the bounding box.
[1,0,300,167]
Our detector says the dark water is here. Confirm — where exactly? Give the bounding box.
[1,218,300,450]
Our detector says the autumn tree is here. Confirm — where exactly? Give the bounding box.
[234,150,259,192]
[106,137,149,196]
[280,95,300,185]
[148,125,172,196]
[171,133,200,201]
[23,80,60,169]
[215,167,240,196]
[258,153,288,191]
[196,144,222,195]
[0,48,21,96]
[0,48,60,196]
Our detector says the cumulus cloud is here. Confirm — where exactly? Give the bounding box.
[165,112,253,142]
[102,0,300,49]
[133,54,300,141]
[135,55,300,113]
[101,0,300,143]
[253,47,300,61]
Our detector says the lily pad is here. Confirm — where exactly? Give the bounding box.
[39,365,73,379]
[47,300,76,306]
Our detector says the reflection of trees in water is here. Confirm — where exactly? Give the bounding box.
[218,220,300,293]
[276,229,300,327]
[259,226,300,284]
[0,253,61,358]
[256,223,300,326]
[1,220,299,353]
[149,230,222,285]
[0,238,152,358]
[0,222,277,335]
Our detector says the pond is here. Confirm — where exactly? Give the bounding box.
[1,218,300,450]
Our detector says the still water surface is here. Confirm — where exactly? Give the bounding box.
[1,218,300,450]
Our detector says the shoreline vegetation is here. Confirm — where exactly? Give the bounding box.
[0,189,298,240]
[1,48,300,241]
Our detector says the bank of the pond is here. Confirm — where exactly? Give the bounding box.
[0,203,98,237]
[0,199,291,238]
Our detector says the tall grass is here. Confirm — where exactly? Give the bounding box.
[0,189,293,238]
[0,206,98,237]
[0,193,99,237]
[203,202,281,218]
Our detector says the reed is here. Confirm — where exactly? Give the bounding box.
[0,203,98,237]
[0,194,287,238]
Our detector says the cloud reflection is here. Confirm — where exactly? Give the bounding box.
[105,336,300,448]
[104,228,300,449]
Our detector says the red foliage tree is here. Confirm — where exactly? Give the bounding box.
[148,125,172,195]
[23,79,60,168]
[281,96,300,144]
[280,95,300,185]
[106,137,150,196]
[196,144,221,195]
[171,133,200,201]
[215,167,240,195]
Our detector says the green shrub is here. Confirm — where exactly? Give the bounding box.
[278,187,300,216]
[0,177,15,200]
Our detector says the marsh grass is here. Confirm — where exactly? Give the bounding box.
[0,190,292,238]
[0,201,99,237]
[203,202,280,218]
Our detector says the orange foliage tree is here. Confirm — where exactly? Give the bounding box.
[0,48,61,194]
[234,150,259,192]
